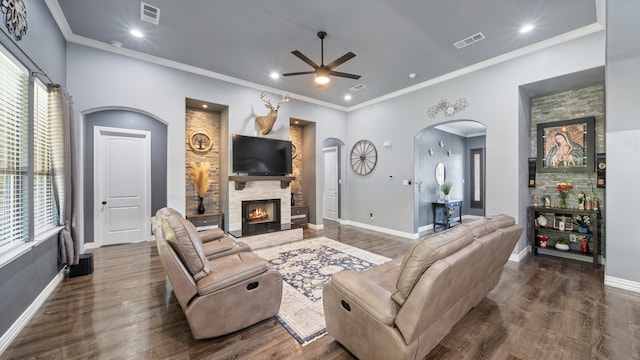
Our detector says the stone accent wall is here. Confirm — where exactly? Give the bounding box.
[290,124,304,205]
[185,108,221,214]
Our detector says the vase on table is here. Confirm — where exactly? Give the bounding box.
[559,194,567,208]
[444,194,450,202]
[198,197,205,214]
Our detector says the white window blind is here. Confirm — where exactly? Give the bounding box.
[33,78,57,234]
[0,47,29,253]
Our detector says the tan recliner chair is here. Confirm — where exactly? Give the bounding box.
[157,207,251,259]
[153,207,283,339]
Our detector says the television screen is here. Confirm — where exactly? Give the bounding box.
[232,134,292,176]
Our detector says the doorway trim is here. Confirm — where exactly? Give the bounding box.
[323,146,339,221]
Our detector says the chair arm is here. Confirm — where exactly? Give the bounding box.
[196,256,269,295]
[199,228,225,243]
[329,270,399,326]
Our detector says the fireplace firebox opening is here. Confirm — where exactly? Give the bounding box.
[242,199,281,234]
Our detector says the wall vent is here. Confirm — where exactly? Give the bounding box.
[350,84,366,92]
[141,2,161,25]
[453,32,485,49]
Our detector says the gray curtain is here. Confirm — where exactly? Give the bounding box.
[49,85,79,266]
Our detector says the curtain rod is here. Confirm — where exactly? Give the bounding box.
[1,28,56,85]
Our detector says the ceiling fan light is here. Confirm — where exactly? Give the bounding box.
[315,73,330,85]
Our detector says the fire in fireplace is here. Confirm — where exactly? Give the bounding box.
[242,199,281,233]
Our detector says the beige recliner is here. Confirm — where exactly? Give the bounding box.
[153,207,283,339]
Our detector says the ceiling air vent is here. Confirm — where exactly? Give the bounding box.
[140,2,161,25]
[349,84,366,92]
[453,32,485,49]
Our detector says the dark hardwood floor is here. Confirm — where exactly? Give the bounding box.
[2,221,639,360]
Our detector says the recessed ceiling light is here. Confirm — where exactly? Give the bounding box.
[344,94,352,101]
[520,24,534,33]
[409,73,417,79]
[202,104,208,109]
[130,29,144,38]
[270,72,279,79]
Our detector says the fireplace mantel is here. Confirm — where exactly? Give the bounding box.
[229,176,295,190]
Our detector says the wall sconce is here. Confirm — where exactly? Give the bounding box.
[429,148,434,156]
[447,150,452,157]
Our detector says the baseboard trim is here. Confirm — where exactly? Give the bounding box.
[509,245,530,263]
[0,269,65,355]
[604,275,640,294]
[340,220,417,239]
[307,223,324,230]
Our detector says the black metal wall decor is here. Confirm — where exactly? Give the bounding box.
[1,0,28,41]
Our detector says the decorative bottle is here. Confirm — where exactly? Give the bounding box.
[585,197,591,211]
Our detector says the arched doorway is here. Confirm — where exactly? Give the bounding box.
[414,120,486,234]
[83,109,168,246]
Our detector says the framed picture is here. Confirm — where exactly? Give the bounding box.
[537,116,595,172]
[553,215,573,231]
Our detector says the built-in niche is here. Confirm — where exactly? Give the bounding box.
[185,99,225,215]
[290,121,304,205]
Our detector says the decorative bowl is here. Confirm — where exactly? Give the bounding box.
[555,243,570,251]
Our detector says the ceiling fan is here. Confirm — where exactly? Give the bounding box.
[282,31,361,87]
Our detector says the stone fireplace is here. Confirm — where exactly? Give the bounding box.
[228,178,292,232]
[242,199,281,234]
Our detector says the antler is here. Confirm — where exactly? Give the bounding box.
[278,93,291,106]
[260,90,273,108]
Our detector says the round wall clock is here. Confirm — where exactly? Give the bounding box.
[350,139,377,176]
[1,0,28,41]
[189,131,212,152]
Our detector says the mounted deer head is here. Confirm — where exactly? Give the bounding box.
[255,91,290,135]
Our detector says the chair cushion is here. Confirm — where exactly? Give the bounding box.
[392,226,474,304]
[460,218,497,239]
[200,228,226,243]
[486,214,516,229]
[161,212,211,281]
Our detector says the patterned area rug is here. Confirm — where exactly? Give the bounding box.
[255,237,390,345]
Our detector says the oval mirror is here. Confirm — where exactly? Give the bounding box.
[435,162,446,185]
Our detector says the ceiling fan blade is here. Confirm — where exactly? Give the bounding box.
[326,52,356,69]
[329,70,361,80]
[282,71,315,77]
[291,50,319,69]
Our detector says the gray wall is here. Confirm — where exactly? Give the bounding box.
[347,32,605,244]
[83,110,168,243]
[415,128,466,230]
[605,1,640,285]
[66,43,348,244]
[0,0,67,341]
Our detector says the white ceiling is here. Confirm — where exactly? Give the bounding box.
[52,0,601,108]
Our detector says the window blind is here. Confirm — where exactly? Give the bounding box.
[33,78,57,234]
[0,47,29,253]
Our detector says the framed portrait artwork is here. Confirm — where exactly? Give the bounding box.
[537,116,595,172]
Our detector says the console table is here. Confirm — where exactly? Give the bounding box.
[431,200,463,232]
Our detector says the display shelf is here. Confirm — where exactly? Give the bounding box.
[529,206,600,267]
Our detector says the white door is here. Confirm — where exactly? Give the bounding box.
[94,127,151,246]
[323,147,338,221]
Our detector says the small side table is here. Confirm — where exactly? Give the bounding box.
[431,200,463,232]
[186,211,224,231]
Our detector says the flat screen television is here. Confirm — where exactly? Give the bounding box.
[232,134,292,176]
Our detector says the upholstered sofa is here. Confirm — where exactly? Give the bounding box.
[323,214,523,360]
[152,207,283,339]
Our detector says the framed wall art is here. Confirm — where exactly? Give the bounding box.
[537,116,595,173]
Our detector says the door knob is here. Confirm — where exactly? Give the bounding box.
[102,201,107,205]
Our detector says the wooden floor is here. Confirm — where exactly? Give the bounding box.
[2,221,640,360]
